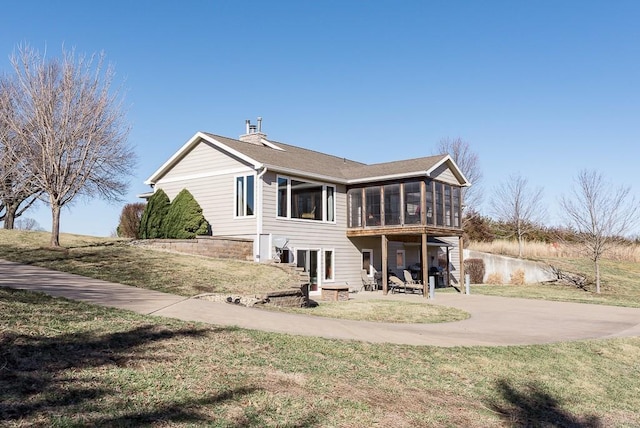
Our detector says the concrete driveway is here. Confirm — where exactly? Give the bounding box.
[1,259,639,347]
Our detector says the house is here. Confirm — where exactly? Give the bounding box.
[143,118,470,296]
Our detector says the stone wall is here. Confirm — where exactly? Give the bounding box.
[464,249,557,284]
[261,289,306,307]
[136,236,253,261]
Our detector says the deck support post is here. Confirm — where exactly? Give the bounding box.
[421,232,428,298]
[381,234,388,295]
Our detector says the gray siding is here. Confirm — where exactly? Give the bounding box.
[261,171,362,292]
[440,236,462,285]
[154,140,257,239]
[432,163,461,185]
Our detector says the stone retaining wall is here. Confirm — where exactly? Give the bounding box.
[136,237,253,261]
[464,249,557,284]
[261,288,306,307]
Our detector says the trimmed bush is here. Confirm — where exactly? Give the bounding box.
[162,189,209,239]
[140,189,170,239]
[464,258,485,284]
[117,202,146,238]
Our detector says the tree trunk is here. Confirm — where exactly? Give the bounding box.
[517,234,524,258]
[2,202,18,229]
[50,202,61,247]
[595,259,601,294]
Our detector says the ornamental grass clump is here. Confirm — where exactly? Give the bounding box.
[510,269,526,285]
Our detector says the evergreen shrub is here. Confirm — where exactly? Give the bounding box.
[162,189,209,239]
[140,189,170,239]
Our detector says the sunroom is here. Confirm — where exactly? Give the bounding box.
[346,178,466,295]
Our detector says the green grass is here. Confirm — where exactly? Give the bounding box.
[2,287,639,427]
[263,299,470,323]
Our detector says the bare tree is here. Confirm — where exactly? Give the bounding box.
[5,45,135,246]
[491,174,546,258]
[435,137,482,212]
[560,170,638,293]
[0,74,42,228]
[14,217,43,231]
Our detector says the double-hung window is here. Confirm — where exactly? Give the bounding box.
[235,175,255,217]
[277,176,336,222]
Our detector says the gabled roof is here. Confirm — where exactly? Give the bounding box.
[144,131,471,186]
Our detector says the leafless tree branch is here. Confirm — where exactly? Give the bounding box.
[435,137,483,212]
[5,44,136,246]
[559,169,638,293]
[491,174,546,258]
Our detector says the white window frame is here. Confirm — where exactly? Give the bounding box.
[323,249,335,282]
[234,174,256,218]
[362,249,374,276]
[295,247,322,293]
[276,175,336,223]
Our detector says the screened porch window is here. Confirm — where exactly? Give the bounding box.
[425,180,434,225]
[348,188,362,228]
[404,181,421,225]
[453,186,461,227]
[365,187,381,226]
[384,184,401,226]
[435,182,444,226]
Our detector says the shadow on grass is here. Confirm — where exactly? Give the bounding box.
[0,287,246,425]
[488,379,601,427]
[0,324,211,422]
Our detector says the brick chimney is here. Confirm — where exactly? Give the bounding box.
[239,117,267,145]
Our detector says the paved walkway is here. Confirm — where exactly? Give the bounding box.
[1,259,639,347]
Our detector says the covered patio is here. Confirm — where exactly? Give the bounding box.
[348,226,465,297]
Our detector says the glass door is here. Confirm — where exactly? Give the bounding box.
[297,249,319,292]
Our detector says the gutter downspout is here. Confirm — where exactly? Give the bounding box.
[255,166,268,262]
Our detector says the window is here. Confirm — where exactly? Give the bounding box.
[326,186,335,222]
[445,184,452,226]
[324,250,334,281]
[347,188,363,227]
[404,181,421,225]
[277,176,288,217]
[365,187,381,226]
[235,175,255,217]
[277,176,335,222]
[453,186,461,228]
[435,182,444,226]
[362,249,373,276]
[384,184,401,226]
[396,250,405,269]
[425,180,434,225]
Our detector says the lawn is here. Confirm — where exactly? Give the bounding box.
[0,230,297,297]
[2,287,640,427]
[2,230,640,425]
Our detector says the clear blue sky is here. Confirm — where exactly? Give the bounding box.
[2,1,639,236]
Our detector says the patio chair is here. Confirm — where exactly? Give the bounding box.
[389,275,406,294]
[403,269,421,285]
[361,270,377,291]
